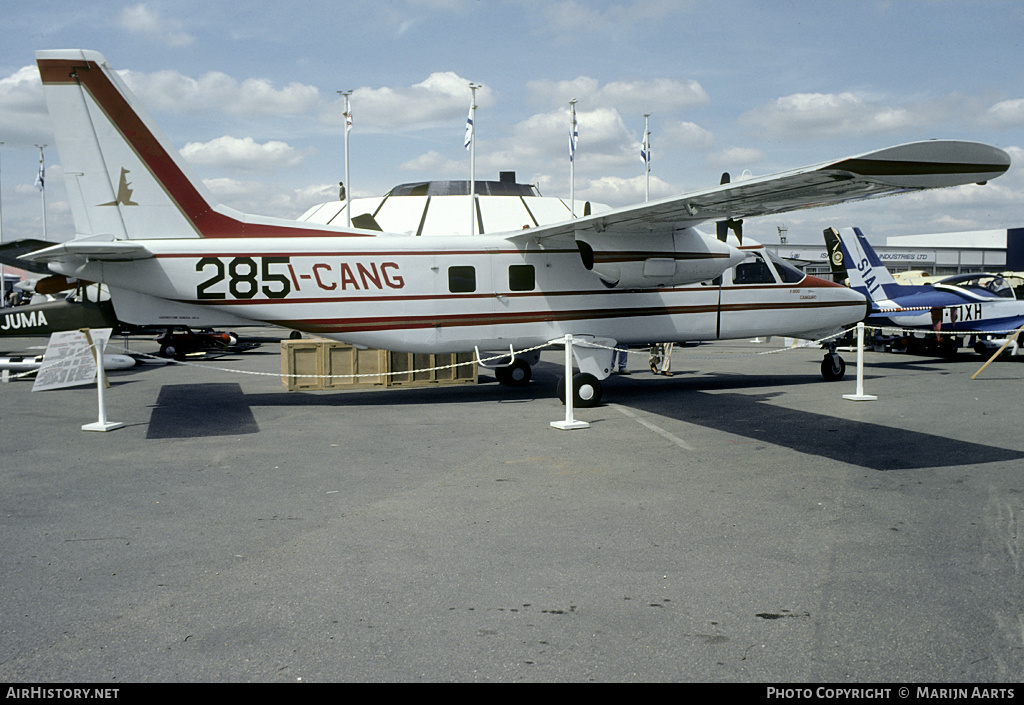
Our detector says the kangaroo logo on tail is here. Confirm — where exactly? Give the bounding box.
[99,168,138,207]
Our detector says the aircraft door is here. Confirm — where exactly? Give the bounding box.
[718,251,778,339]
[438,247,495,348]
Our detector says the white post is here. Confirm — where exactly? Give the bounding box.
[81,330,125,432]
[843,322,877,402]
[551,334,590,430]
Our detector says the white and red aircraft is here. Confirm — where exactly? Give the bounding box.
[25,50,1011,406]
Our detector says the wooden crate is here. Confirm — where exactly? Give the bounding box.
[281,340,475,390]
[387,351,478,387]
[281,340,387,391]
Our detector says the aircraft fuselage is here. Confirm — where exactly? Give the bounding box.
[69,233,866,353]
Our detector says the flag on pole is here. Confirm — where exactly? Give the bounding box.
[641,132,650,172]
[569,104,578,162]
[35,162,44,191]
[464,105,474,151]
[345,110,352,133]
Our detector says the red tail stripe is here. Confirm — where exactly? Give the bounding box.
[38,57,366,240]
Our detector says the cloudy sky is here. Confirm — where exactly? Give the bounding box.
[1,0,1023,246]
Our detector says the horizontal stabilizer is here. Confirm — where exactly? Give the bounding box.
[21,239,153,268]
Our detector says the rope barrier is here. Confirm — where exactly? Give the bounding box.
[109,326,861,382]
[9,322,1016,385]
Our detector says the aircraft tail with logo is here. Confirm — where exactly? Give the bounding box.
[827,226,942,310]
[827,226,959,313]
[35,49,356,242]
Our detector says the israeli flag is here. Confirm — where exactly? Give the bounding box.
[569,106,578,162]
[464,108,473,150]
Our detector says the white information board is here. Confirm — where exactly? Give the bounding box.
[32,328,112,392]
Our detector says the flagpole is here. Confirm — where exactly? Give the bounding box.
[643,113,651,202]
[35,144,47,241]
[569,99,577,217]
[338,90,353,228]
[467,84,479,236]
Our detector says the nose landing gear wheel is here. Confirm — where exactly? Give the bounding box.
[495,358,532,387]
[557,373,603,408]
[820,353,846,381]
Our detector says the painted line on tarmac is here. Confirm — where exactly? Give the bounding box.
[609,403,693,451]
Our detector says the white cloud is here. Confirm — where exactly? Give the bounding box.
[982,99,1024,129]
[327,71,491,131]
[0,65,50,144]
[705,146,764,173]
[740,91,921,139]
[660,120,714,151]
[398,150,456,173]
[201,177,338,219]
[118,3,195,48]
[527,76,709,113]
[121,69,320,116]
[181,136,308,171]
[578,174,675,205]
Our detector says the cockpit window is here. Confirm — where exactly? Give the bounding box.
[732,252,776,285]
[766,251,806,284]
[946,274,1015,299]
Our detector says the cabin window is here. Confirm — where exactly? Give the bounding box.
[448,266,476,293]
[508,265,535,291]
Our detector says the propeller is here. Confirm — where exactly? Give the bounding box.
[716,218,743,244]
[715,173,743,244]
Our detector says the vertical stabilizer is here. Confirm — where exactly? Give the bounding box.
[822,227,848,284]
[834,227,899,302]
[36,50,336,241]
[36,49,214,240]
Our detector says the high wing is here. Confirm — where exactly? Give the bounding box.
[516,140,1009,241]
[27,139,1008,282]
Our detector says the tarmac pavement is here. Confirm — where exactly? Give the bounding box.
[1,331,1023,683]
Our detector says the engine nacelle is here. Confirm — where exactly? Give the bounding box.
[575,227,744,289]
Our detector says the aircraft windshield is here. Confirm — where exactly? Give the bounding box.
[766,251,807,284]
[947,274,1015,299]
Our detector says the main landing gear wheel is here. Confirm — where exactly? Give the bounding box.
[557,373,603,408]
[495,358,532,387]
[820,353,846,381]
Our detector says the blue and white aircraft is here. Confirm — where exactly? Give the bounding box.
[827,227,1024,353]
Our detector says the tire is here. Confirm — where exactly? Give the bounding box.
[160,344,182,360]
[820,354,846,381]
[557,373,603,407]
[496,359,531,387]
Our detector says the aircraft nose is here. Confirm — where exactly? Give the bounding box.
[805,273,870,316]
